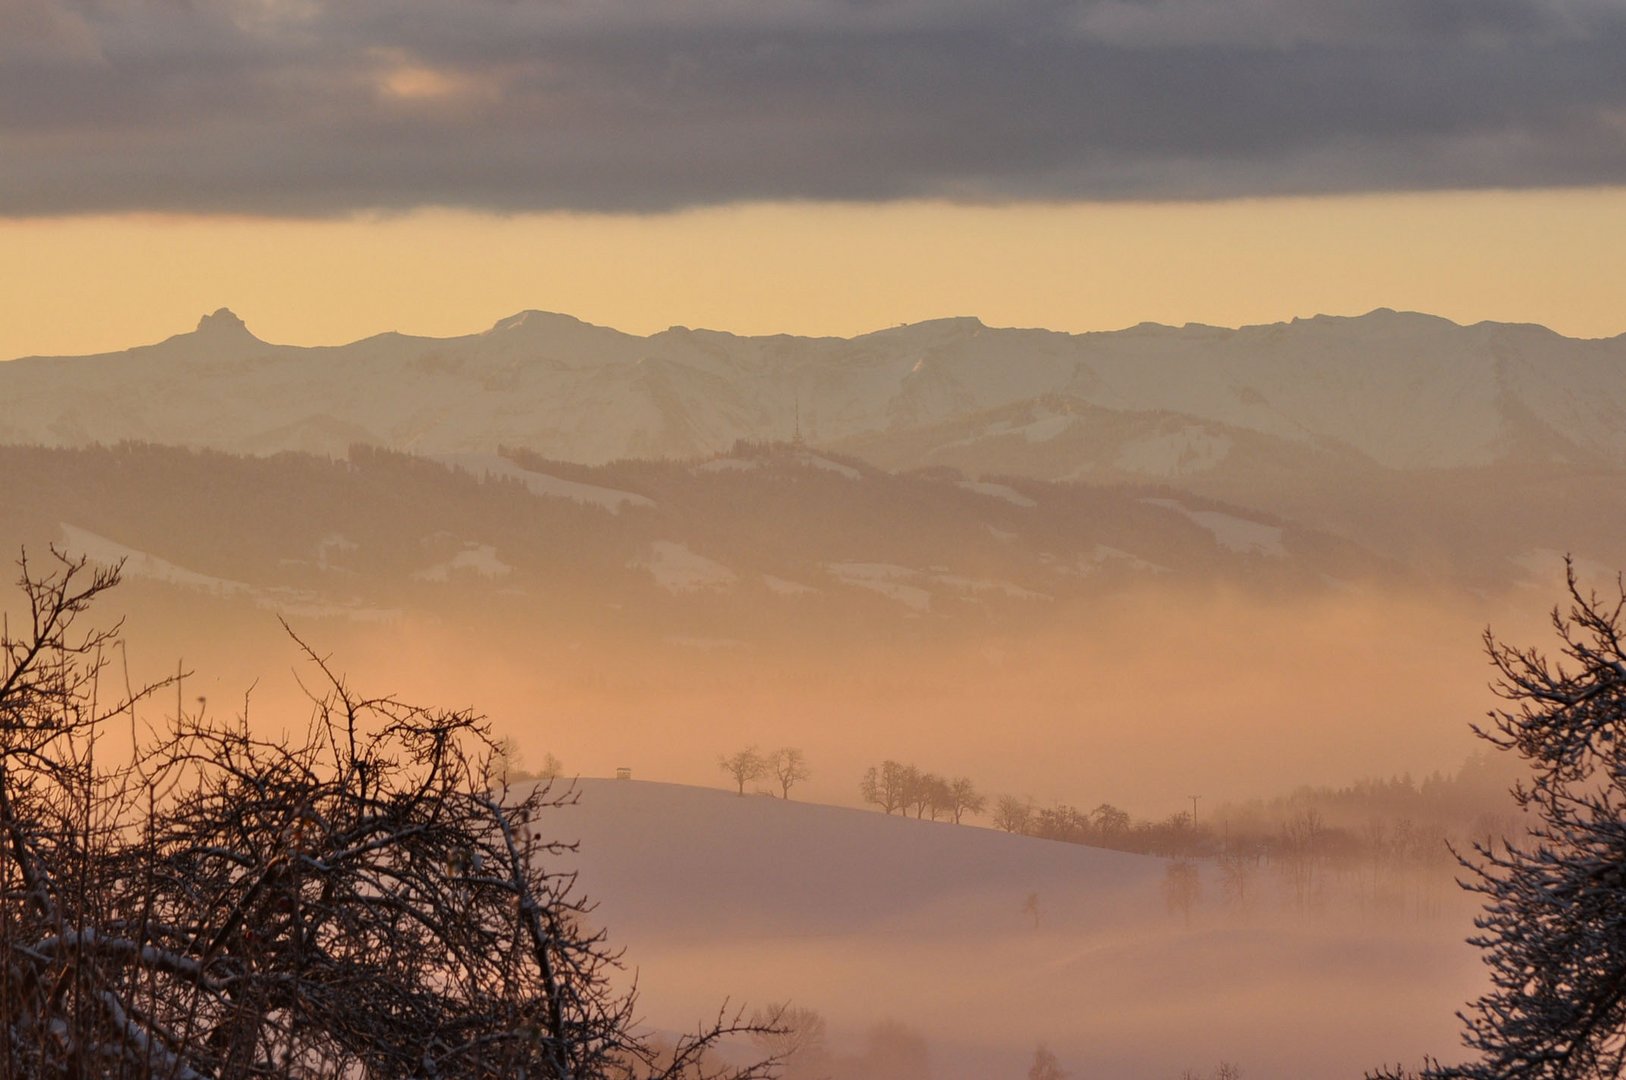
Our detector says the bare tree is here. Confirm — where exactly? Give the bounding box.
[1028,1043,1068,1080]
[747,1003,829,1079]
[767,748,810,800]
[718,746,766,796]
[1090,802,1131,838]
[1218,847,1256,912]
[1279,809,1327,913]
[1372,562,1626,1080]
[941,777,986,824]
[904,767,934,819]
[487,741,561,786]
[492,733,535,782]
[993,795,1033,834]
[921,774,954,821]
[860,763,980,823]
[860,761,909,815]
[850,1020,931,1080]
[1163,859,1201,927]
[0,549,779,1080]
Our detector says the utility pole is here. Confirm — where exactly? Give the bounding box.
[1189,794,1201,829]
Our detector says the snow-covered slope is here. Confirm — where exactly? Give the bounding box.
[5,441,1404,663]
[6,308,1626,472]
[548,778,1480,1080]
[553,778,1161,938]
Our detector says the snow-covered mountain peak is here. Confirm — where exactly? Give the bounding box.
[1285,308,1460,335]
[859,315,987,343]
[911,315,985,332]
[484,310,604,336]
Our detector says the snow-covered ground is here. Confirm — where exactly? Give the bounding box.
[695,449,862,479]
[824,562,934,611]
[432,452,654,511]
[957,480,1038,508]
[60,523,397,620]
[1116,426,1234,477]
[1142,498,1288,557]
[762,574,817,596]
[822,561,1050,610]
[61,523,256,599]
[546,779,1482,1080]
[634,540,738,592]
[412,542,513,582]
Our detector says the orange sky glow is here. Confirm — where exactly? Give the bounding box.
[5,187,1626,359]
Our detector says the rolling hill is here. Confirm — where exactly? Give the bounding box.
[548,778,1483,1080]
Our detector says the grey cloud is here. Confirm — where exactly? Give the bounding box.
[2,0,1626,215]
[1070,0,1608,50]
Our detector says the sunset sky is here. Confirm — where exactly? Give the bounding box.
[5,0,1626,357]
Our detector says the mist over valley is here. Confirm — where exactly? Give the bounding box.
[0,308,1616,1077]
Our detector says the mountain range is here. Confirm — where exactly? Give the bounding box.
[3,312,1593,818]
[5,307,1625,471]
[4,307,1624,589]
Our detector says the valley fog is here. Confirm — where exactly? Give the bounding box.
[10,2,1626,1070]
[553,778,1485,1080]
[94,577,1534,816]
[1,307,1614,1076]
[5,563,1519,1077]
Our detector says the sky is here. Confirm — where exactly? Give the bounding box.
[4,0,1626,356]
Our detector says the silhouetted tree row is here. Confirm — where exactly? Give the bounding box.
[491,735,564,784]
[1211,752,1523,858]
[990,796,1206,857]
[981,786,1470,921]
[718,746,811,798]
[748,1005,931,1080]
[859,761,986,823]
[759,1003,1244,1080]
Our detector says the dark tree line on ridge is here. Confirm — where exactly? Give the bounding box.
[850,755,1519,922]
[859,761,986,824]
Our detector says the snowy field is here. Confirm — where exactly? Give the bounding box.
[548,779,1482,1080]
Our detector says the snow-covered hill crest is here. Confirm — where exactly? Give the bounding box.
[5,308,1625,471]
[546,778,1479,1080]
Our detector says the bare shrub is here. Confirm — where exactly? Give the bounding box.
[0,549,775,1079]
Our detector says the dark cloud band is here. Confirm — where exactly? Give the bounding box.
[3,0,1625,216]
